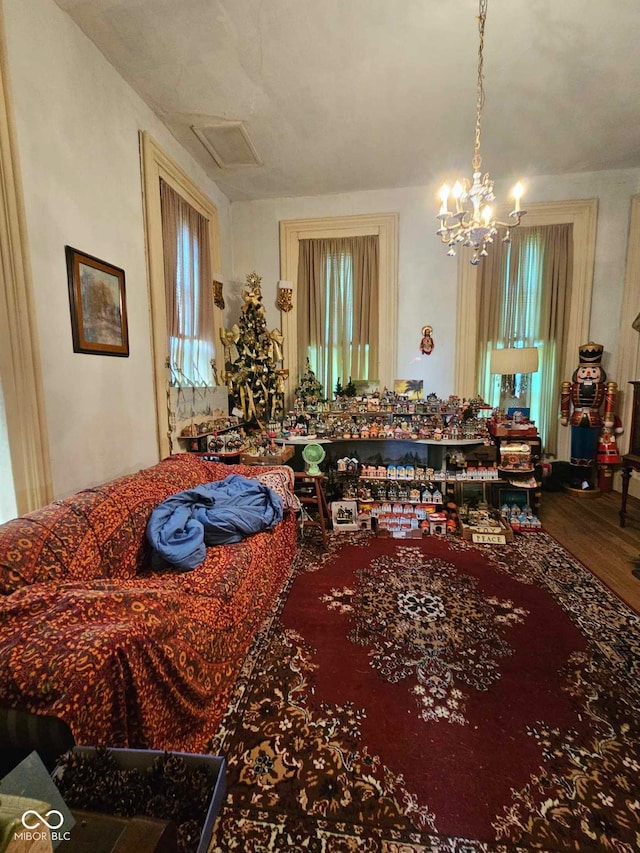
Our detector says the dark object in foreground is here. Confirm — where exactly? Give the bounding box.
[54,746,225,853]
[59,811,177,853]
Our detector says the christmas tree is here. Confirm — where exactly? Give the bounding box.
[220,272,287,426]
[295,358,325,406]
[334,376,356,399]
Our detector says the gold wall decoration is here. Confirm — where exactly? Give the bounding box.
[277,279,293,312]
[212,279,225,309]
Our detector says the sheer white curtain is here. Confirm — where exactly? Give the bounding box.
[0,379,17,522]
[297,235,379,396]
[476,224,573,454]
[160,178,214,385]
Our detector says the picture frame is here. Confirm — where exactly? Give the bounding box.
[65,246,129,356]
[330,500,359,532]
[393,379,424,400]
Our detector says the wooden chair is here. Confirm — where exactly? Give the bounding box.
[294,472,331,547]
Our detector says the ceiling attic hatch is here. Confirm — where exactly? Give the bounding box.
[191,121,263,168]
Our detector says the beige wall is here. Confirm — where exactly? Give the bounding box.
[2,0,232,499]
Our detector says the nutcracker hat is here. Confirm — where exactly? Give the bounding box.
[578,341,604,365]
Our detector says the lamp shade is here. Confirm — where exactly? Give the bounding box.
[490,347,539,375]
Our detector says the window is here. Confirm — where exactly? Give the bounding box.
[160,178,214,386]
[455,198,597,464]
[297,235,378,396]
[476,224,573,454]
[279,213,398,403]
[140,133,223,458]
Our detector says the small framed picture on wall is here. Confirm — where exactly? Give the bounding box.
[65,246,129,356]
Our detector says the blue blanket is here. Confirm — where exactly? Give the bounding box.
[146,474,284,570]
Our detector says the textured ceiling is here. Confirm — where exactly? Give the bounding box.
[55,0,640,201]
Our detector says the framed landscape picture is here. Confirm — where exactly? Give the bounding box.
[66,246,129,356]
[393,379,424,400]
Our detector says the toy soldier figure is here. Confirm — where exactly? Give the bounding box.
[560,341,617,490]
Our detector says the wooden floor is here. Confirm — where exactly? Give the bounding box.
[541,487,640,611]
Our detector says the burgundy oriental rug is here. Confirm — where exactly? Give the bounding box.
[208,532,640,852]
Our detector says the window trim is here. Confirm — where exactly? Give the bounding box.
[279,213,398,401]
[617,195,640,476]
[0,14,52,513]
[140,131,223,459]
[455,198,598,462]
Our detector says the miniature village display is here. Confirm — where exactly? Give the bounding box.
[283,389,492,442]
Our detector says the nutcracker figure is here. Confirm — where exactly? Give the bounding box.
[596,414,623,492]
[560,342,617,489]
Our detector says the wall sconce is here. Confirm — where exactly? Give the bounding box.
[490,346,539,410]
[212,272,225,309]
[276,279,293,313]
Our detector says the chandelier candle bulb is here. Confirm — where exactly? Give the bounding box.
[512,182,524,213]
[452,181,463,213]
[438,184,450,217]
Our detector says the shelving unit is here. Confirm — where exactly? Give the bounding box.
[491,433,543,515]
[282,392,548,534]
[176,420,248,454]
[290,404,491,445]
[299,435,502,536]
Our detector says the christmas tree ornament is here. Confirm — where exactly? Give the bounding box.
[220,324,240,365]
[246,271,262,287]
[267,328,284,362]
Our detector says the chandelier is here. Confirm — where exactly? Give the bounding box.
[436,0,526,265]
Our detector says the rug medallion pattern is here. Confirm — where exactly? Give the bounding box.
[321,546,528,726]
[209,532,640,852]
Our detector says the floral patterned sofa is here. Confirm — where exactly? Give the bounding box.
[0,454,298,753]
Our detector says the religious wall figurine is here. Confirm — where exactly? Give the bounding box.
[420,324,434,355]
[560,341,617,489]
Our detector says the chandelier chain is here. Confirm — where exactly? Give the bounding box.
[473,0,487,172]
